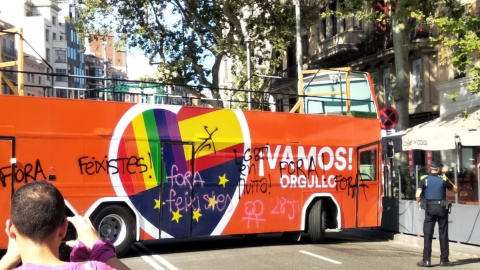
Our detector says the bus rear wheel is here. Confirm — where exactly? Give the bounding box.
[308,200,326,243]
[92,205,135,257]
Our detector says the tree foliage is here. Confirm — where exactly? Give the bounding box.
[342,0,479,93]
[429,1,480,93]
[77,0,303,101]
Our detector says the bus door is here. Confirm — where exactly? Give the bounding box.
[0,137,15,246]
[159,141,194,238]
[356,143,380,227]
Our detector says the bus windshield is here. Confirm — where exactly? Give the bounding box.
[303,71,376,117]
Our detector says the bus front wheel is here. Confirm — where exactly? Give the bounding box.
[92,205,135,257]
[308,200,326,243]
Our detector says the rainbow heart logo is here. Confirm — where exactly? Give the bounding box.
[109,105,251,238]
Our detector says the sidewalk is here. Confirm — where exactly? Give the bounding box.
[345,228,480,258]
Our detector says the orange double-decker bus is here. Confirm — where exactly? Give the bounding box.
[0,69,382,256]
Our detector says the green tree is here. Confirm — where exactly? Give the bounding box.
[313,0,478,171]
[77,0,300,104]
[429,1,480,93]
[319,0,479,127]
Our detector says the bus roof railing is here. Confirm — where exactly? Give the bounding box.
[0,68,375,116]
[290,68,353,114]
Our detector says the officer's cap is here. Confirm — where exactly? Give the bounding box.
[431,160,444,169]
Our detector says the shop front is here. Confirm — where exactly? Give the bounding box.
[382,105,480,245]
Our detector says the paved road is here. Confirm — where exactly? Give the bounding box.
[120,231,480,270]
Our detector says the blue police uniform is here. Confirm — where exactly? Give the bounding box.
[418,169,454,266]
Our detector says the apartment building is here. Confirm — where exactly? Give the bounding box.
[274,0,449,124]
[84,32,127,92]
[58,0,86,96]
[0,20,17,95]
[24,52,47,96]
[0,0,86,98]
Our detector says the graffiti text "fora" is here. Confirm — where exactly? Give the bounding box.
[0,160,47,187]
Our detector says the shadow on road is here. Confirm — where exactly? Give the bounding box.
[123,230,390,258]
[449,258,480,266]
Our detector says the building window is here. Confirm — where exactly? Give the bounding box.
[55,68,67,82]
[38,76,42,85]
[46,29,49,41]
[354,16,362,30]
[53,33,57,40]
[52,16,56,25]
[329,2,337,36]
[60,35,63,41]
[55,50,66,63]
[412,58,423,104]
[46,48,50,62]
[57,89,68,98]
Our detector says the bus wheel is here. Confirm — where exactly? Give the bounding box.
[308,200,326,243]
[92,205,135,257]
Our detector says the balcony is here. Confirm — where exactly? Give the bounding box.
[410,24,431,43]
[308,30,366,68]
[360,29,393,56]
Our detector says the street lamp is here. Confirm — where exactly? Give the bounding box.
[245,36,252,110]
[294,0,303,113]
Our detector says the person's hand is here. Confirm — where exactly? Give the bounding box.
[0,220,21,270]
[66,216,100,249]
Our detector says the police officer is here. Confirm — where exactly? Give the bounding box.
[416,160,458,267]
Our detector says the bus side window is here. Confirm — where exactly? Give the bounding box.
[359,149,377,181]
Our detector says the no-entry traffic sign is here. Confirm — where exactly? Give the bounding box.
[379,106,399,129]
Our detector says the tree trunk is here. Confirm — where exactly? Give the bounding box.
[210,52,224,99]
[392,15,410,182]
[392,16,409,132]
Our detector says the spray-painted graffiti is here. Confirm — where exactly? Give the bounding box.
[241,176,271,195]
[235,145,355,191]
[234,146,269,177]
[166,164,205,189]
[0,160,46,187]
[163,165,233,214]
[271,196,297,220]
[242,200,265,229]
[335,175,368,198]
[276,146,352,189]
[203,191,232,212]
[194,125,218,157]
[78,155,148,175]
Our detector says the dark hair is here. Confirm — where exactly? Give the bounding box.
[431,160,444,170]
[11,181,66,242]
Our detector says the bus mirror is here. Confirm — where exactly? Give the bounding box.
[387,141,394,158]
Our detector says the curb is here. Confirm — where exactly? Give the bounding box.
[345,228,480,258]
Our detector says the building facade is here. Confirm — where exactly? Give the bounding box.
[24,52,47,96]
[0,20,17,95]
[58,0,86,95]
[0,0,86,98]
